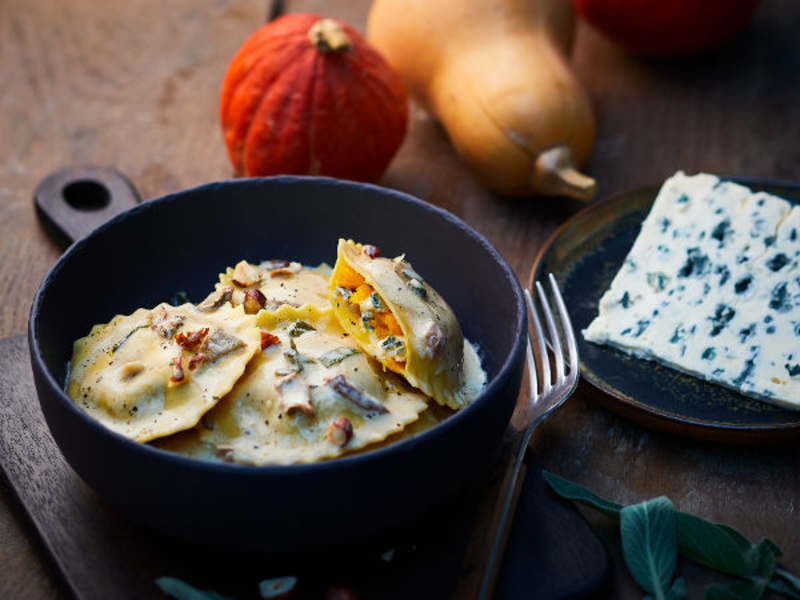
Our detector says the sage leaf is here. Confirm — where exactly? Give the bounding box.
[620,497,682,599]
[542,473,797,596]
[155,577,231,600]
[541,471,623,520]
[676,513,752,576]
[769,569,800,598]
[706,580,765,600]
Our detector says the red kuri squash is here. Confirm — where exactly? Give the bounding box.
[220,14,408,182]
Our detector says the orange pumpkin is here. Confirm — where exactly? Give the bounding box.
[220,14,408,183]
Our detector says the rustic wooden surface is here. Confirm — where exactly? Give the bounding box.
[0,334,611,599]
[1,0,799,597]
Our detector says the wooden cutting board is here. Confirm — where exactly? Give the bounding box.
[0,335,611,599]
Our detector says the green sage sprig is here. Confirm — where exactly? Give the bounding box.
[543,471,800,600]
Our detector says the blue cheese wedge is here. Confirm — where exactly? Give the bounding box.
[583,172,800,410]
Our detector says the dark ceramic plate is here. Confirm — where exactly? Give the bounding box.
[531,177,800,443]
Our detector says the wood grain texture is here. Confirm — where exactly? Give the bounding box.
[2,0,800,596]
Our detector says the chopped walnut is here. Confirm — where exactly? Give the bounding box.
[175,328,209,351]
[199,329,245,362]
[276,373,314,418]
[188,354,205,371]
[244,288,267,314]
[326,375,389,414]
[231,261,264,287]
[423,322,446,359]
[363,244,380,259]
[197,285,234,312]
[326,417,354,447]
[170,356,186,383]
[261,331,281,350]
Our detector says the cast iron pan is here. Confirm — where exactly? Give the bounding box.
[29,167,527,552]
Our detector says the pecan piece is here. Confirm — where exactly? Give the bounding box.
[170,356,186,383]
[175,327,209,351]
[276,373,314,418]
[243,288,267,314]
[261,331,281,350]
[326,417,354,447]
[188,354,205,371]
[326,375,389,414]
[231,260,263,287]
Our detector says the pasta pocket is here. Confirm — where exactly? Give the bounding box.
[66,303,260,442]
[329,239,485,410]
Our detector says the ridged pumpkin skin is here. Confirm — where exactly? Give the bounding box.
[220,14,408,182]
[367,0,596,199]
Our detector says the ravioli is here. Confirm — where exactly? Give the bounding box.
[162,307,429,465]
[67,303,260,442]
[329,239,485,410]
[215,259,332,314]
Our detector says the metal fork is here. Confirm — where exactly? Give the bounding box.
[476,273,580,600]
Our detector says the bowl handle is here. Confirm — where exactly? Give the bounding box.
[34,165,141,247]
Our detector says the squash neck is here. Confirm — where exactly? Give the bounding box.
[309,19,351,53]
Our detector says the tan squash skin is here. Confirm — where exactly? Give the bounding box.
[367,0,597,199]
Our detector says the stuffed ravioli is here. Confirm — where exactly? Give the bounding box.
[66,303,260,442]
[67,243,486,464]
[215,259,332,315]
[329,239,485,410]
[154,307,429,464]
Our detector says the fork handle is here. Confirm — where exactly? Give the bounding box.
[454,429,530,599]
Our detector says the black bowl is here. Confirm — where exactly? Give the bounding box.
[29,176,526,551]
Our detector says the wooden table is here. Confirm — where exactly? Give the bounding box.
[2,0,798,597]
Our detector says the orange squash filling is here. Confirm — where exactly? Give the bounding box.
[332,262,406,373]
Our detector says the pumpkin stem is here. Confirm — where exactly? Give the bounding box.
[531,145,597,201]
[308,19,352,53]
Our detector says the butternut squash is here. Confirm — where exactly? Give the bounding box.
[367,0,597,199]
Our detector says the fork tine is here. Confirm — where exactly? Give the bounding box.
[525,333,538,401]
[548,273,578,381]
[525,288,551,395]
[537,280,565,383]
